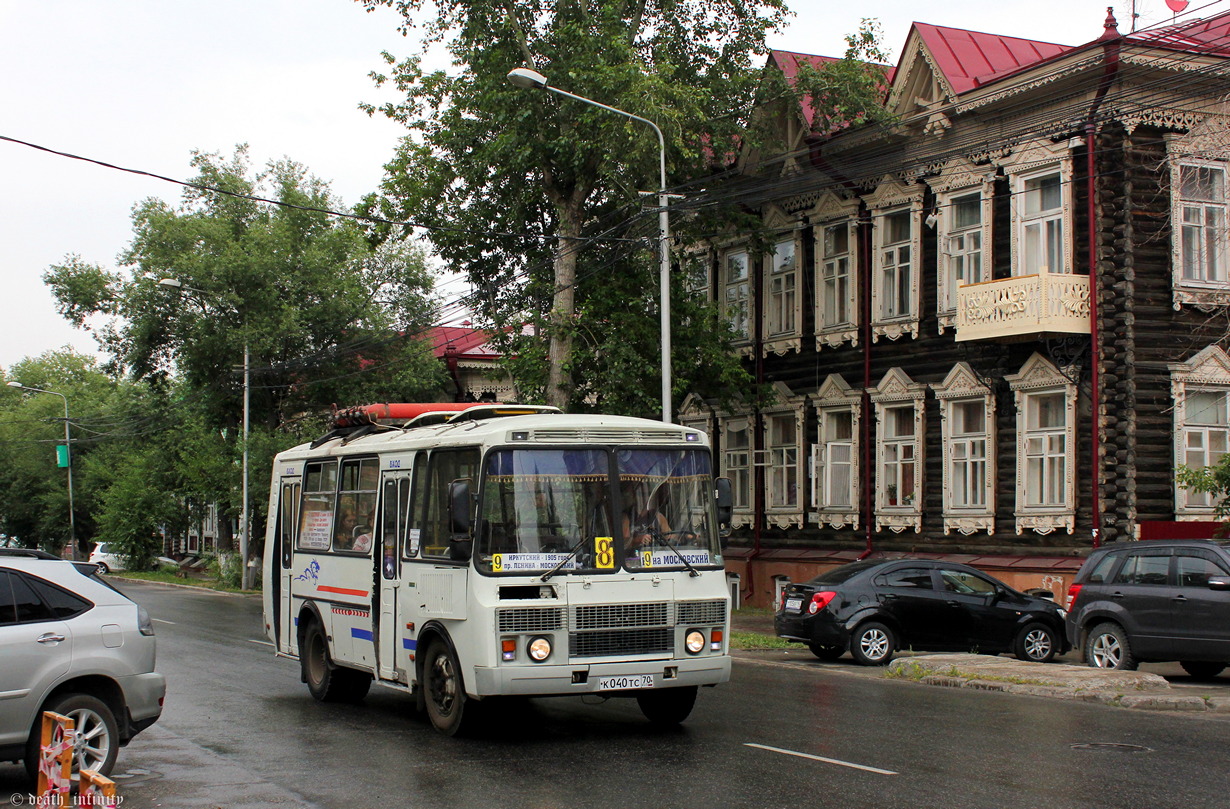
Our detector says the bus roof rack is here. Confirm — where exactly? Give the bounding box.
[444,404,560,424]
[311,402,561,446]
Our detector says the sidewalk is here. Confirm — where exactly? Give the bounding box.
[731,611,1230,714]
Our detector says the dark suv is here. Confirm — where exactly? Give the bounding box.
[1065,539,1230,677]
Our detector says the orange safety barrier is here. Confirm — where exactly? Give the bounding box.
[36,711,74,808]
[79,769,120,808]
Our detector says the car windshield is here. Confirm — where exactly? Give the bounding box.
[474,447,721,574]
[808,560,881,585]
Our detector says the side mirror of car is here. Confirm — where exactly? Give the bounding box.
[715,477,733,539]
[1207,576,1230,591]
[447,479,474,562]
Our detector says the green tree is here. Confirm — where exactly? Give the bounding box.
[44,147,445,557]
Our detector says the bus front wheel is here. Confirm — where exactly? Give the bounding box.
[423,639,470,736]
[636,685,697,726]
[302,620,371,703]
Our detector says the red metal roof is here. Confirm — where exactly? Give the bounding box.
[910,23,1072,95]
[1126,10,1230,55]
[767,49,894,130]
[427,326,501,360]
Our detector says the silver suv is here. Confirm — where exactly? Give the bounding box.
[0,552,166,780]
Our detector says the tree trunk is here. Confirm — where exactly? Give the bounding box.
[547,204,583,409]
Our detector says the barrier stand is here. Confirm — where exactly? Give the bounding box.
[80,770,120,809]
[36,710,74,809]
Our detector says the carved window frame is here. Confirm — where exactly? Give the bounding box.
[721,245,753,352]
[761,383,806,528]
[870,368,926,533]
[681,246,714,304]
[927,159,995,334]
[1007,354,1077,535]
[864,177,924,342]
[762,208,804,356]
[1170,345,1230,518]
[677,393,715,444]
[995,140,1074,277]
[717,411,754,528]
[1168,152,1230,310]
[809,375,862,530]
[931,363,996,536]
[808,192,862,350]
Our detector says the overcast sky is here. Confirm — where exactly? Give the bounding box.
[0,0,1186,371]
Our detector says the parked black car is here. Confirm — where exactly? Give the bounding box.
[1064,539,1230,677]
[774,559,1069,666]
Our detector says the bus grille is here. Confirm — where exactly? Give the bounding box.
[572,602,669,630]
[570,628,674,658]
[677,599,727,625]
[497,607,565,633]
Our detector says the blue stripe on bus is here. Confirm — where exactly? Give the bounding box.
[351,628,374,642]
[403,638,417,651]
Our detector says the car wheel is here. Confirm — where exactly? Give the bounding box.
[1179,661,1226,680]
[1013,622,1058,663]
[1085,623,1137,670]
[807,643,845,662]
[423,639,471,736]
[636,685,698,726]
[24,693,119,783]
[301,621,371,703]
[850,622,895,666]
[95,562,109,575]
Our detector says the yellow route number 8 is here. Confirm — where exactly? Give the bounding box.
[594,537,614,569]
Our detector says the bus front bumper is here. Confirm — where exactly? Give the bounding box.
[472,655,731,697]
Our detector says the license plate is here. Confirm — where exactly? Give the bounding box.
[598,674,654,691]
[785,598,803,611]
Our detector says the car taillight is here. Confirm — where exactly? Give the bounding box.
[808,591,837,614]
[1066,583,1083,611]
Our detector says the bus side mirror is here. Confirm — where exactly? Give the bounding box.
[447,479,474,562]
[715,477,733,538]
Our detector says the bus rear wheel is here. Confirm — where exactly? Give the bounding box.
[636,686,697,726]
[302,621,371,703]
[423,639,471,736]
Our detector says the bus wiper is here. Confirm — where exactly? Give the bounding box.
[540,536,588,582]
[650,529,700,578]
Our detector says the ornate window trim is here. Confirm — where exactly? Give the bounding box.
[762,207,804,356]
[717,409,754,529]
[870,368,926,533]
[720,244,754,354]
[995,140,1074,277]
[1170,345,1230,518]
[677,393,715,443]
[864,177,924,343]
[927,159,995,334]
[680,246,714,304]
[1006,354,1077,535]
[808,192,862,351]
[808,375,862,530]
[1166,132,1230,311]
[761,382,806,529]
[931,363,996,536]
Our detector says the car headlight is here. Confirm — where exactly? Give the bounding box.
[527,636,552,662]
[685,629,706,654]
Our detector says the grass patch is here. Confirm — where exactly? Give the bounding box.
[884,660,1059,687]
[110,570,249,593]
[731,631,805,651]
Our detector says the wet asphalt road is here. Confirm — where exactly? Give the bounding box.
[3,579,1230,809]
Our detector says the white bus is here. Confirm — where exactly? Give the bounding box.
[262,403,733,735]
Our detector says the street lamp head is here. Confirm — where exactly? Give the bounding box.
[507,67,549,90]
[157,278,184,290]
[6,381,24,389]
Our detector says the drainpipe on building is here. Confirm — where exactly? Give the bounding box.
[859,205,875,559]
[1086,8,1121,548]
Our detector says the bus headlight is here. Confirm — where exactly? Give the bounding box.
[528,636,552,662]
[685,629,706,655]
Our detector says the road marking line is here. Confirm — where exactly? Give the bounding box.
[248,639,274,647]
[744,743,898,775]
[153,619,176,625]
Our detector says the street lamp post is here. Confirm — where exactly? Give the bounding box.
[158,278,253,590]
[7,381,76,558]
[507,67,674,423]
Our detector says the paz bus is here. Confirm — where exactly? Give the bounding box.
[262,403,733,735]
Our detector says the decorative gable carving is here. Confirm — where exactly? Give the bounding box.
[886,34,957,127]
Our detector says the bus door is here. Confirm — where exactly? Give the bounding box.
[377,463,413,682]
[274,475,301,655]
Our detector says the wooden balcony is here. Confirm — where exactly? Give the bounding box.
[955,270,1091,342]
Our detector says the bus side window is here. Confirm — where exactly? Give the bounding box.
[405,453,427,559]
[381,475,411,579]
[298,461,337,552]
[420,449,479,559]
[335,458,379,554]
[279,481,300,569]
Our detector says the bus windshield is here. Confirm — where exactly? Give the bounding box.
[475,447,721,575]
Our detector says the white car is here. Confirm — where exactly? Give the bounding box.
[87,543,124,574]
[0,550,166,780]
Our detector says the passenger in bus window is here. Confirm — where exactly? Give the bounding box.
[622,481,671,550]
